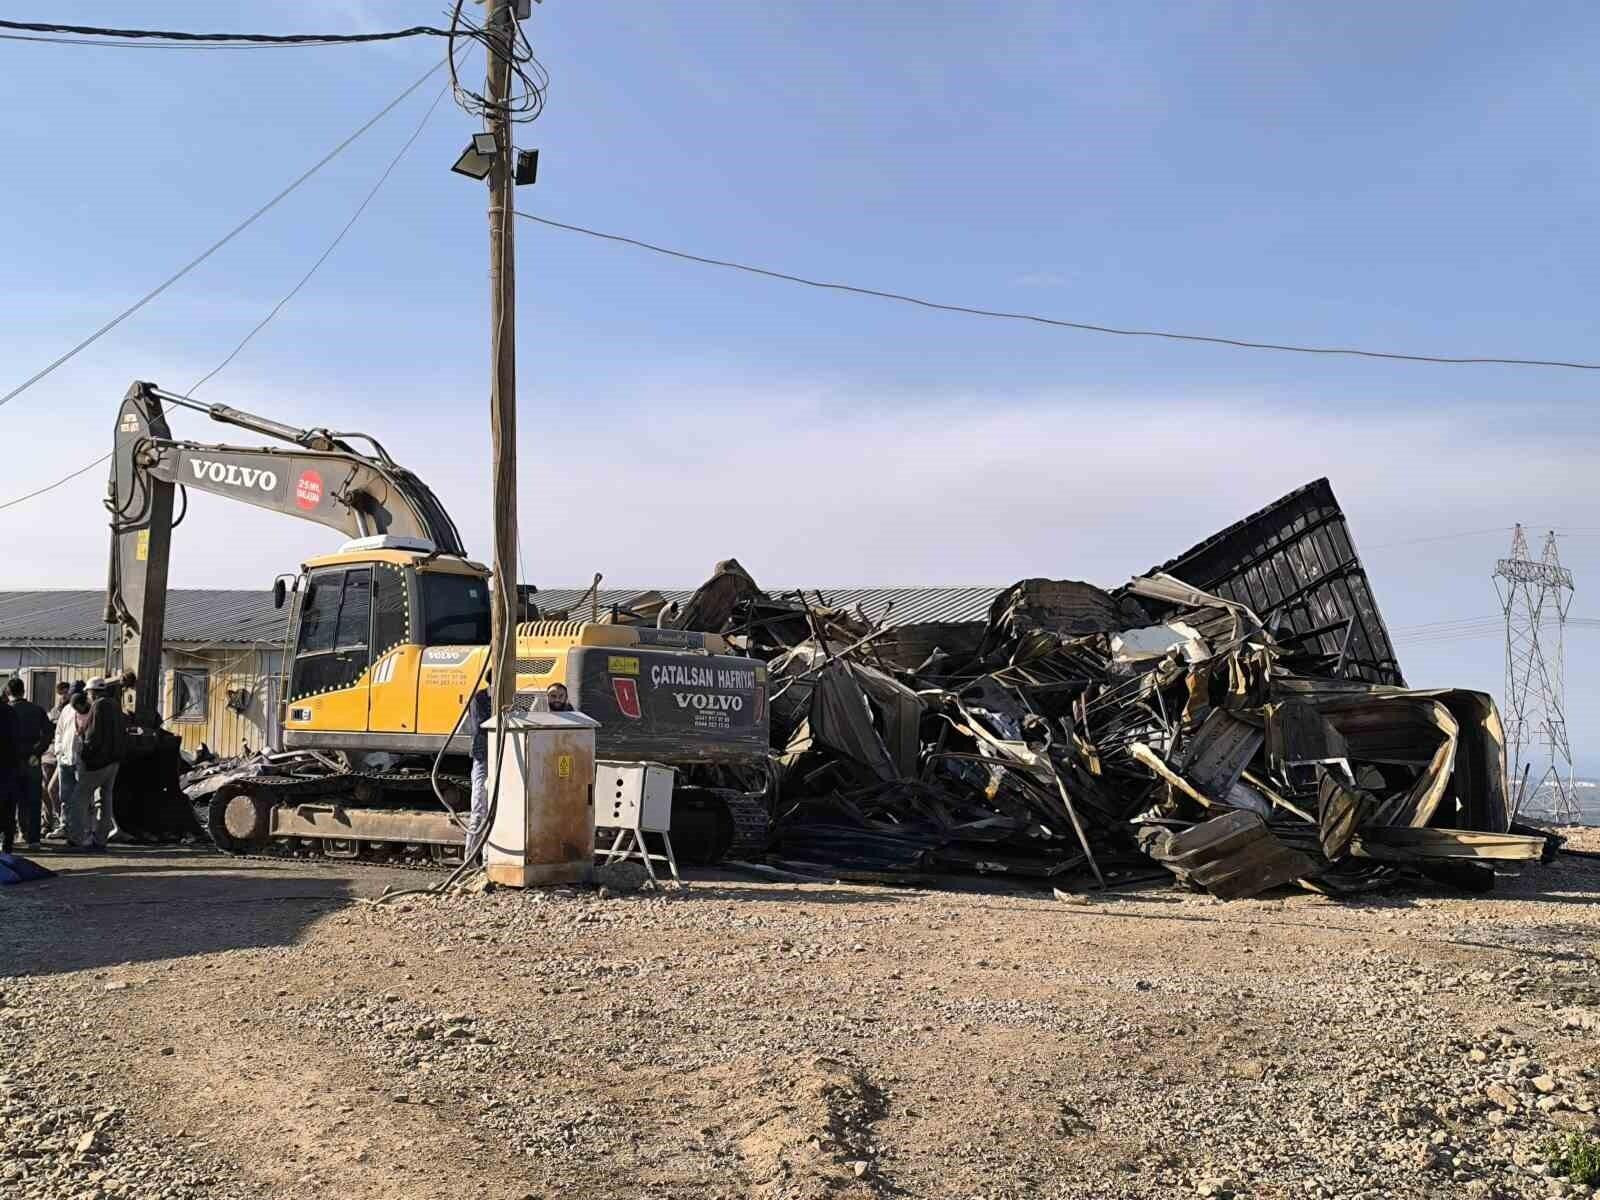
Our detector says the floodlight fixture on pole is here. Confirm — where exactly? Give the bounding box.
[515,148,539,186]
[451,131,501,181]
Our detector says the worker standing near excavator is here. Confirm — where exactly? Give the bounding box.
[0,692,20,855]
[51,688,90,843]
[466,672,493,863]
[73,678,126,851]
[6,678,52,850]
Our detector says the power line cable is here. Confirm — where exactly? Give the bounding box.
[514,212,1600,371]
[1363,527,1512,550]
[0,70,450,515]
[186,81,451,395]
[1395,620,1504,640]
[0,56,446,412]
[0,18,449,46]
[1394,616,1600,646]
[0,453,111,513]
[0,31,399,49]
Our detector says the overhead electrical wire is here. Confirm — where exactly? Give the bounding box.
[0,57,446,412]
[1392,616,1600,647]
[9,17,1599,373]
[0,32,279,48]
[1395,615,1600,632]
[186,81,451,396]
[514,212,1600,371]
[0,70,451,515]
[1395,615,1509,633]
[0,453,111,513]
[1363,527,1512,550]
[0,18,450,47]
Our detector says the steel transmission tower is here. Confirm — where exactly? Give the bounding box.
[1494,525,1578,822]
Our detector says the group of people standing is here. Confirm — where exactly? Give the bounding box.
[4,670,583,859]
[0,674,130,855]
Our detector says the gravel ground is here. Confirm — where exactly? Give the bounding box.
[2,831,1598,1200]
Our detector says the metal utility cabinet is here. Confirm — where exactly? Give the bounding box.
[595,761,681,883]
[483,711,600,887]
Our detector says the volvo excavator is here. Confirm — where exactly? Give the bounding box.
[107,381,770,862]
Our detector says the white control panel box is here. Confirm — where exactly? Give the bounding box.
[595,761,675,832]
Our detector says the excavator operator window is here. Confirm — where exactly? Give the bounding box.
[290,566,374,700]
[334,571,372,652]
[419,572,491,646]
[297,570,344,654]
[372,564,409,657]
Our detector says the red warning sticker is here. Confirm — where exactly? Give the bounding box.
[612,677,642,719]
[295,469,323,510]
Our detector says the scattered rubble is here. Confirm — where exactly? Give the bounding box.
[644,479,1562,898]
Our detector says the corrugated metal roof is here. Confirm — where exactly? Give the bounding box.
[0,586,1002,646]
[0,590,285,647]
[534,586,1001,627]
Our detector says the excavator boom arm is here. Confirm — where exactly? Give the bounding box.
[143,441,441,544]
[106,381,466,722]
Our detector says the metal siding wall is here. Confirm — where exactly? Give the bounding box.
[162,648,275,757]
[0,646,110,692]
[1,643,276,757]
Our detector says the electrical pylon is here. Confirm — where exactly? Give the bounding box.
[1494,525,1578,822]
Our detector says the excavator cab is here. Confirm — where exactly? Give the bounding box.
[281,541,492,757]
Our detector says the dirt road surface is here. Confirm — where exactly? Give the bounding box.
[4,833,1599,1200]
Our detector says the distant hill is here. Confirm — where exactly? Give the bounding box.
[1520,777,1599,825]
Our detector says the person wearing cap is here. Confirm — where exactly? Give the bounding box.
[71,676,125,851]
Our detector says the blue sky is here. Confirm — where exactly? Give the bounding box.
[1,2,1597,768]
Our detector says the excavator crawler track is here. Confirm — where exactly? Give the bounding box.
[205,769,472,866]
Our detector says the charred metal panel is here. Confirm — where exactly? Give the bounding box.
[1144,478,1403,686]
[1139,810,1318,900]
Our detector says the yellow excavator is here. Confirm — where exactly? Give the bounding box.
[107,381,769,861]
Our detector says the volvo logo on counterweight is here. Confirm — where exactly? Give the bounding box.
[188,458,278,492]
[673,692,745,712]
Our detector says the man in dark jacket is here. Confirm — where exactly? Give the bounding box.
[71,677,124,851]
[7,677,53,850]
[0,693,19,854]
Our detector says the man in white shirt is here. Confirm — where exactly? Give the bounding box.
[51,688,90,844]
[41,681,70,834]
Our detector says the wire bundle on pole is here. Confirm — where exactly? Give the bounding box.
[446,0,547,123]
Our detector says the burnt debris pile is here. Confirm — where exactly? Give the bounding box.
[664,479,1558,898]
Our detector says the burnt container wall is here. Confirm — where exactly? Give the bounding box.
[1148,478,1404,686]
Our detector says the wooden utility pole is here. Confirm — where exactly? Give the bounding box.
[486,0,519,718]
